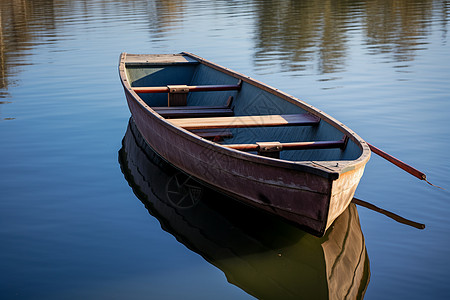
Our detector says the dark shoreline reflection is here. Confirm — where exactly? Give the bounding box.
[119,118,370,299]
[1,0,446,91]
[252,0,444,75]
[0,0,58,92]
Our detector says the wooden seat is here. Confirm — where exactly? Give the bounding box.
[152,105,230,111]
[133,81,242,107]
[167,113,320,130]
[152,96,235,118]
[190,129,233,140]
[154,107,234,118]
[132,82,242,94]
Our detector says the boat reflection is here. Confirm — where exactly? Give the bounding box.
[119,118,370,300]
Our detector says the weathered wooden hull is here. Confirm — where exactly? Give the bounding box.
[119,52,370,236]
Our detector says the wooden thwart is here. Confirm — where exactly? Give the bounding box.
[154,107,234,118]
[132,82,242,94]
[152,105,230,111]
[191,129,233,139]
[168,113,320,130]
[133,82,241,107]
[153,96,235,118]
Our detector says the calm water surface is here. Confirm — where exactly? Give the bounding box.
[1,0,449,299]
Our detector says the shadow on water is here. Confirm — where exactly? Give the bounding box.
[119,118,370,300]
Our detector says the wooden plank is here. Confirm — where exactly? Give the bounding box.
[223,137,348,152]
[190,129,233,139]
[168,114,320,130]
[152,105,230,111]
[153,96,234,113]
[132,84,241,94]
[226,95,234,107]
[124,54,198,65]
[156,108,234,118]
[168,93,187,106]
[167,85,188,106]
[153,95,234,117]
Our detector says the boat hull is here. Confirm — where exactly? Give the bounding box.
[119,53,370,236]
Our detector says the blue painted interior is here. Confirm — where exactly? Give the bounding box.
[126,62,362,161]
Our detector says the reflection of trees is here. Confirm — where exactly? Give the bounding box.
[441,1,449,41]
[253,0,354,75]
[0,0,185,94]
[147,0,185,39]
[0,0,56,92]
[0,0,444,87]
[253,0,439,74]
[362,0,433,63]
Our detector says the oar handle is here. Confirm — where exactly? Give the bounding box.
[368,143,426,181]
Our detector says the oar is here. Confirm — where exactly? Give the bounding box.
[368,143,442,189]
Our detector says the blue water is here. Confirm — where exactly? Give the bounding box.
[1,0,449,299]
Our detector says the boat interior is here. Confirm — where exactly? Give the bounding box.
[125,56,363,162]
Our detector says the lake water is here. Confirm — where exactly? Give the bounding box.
[1,0,449,299]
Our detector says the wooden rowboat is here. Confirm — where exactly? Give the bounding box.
[119,52,371,236]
